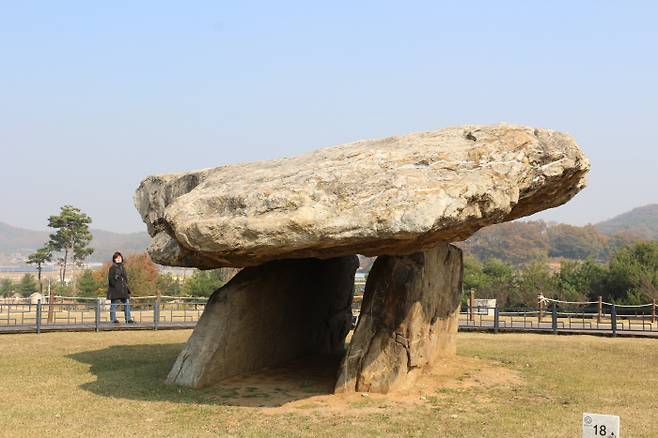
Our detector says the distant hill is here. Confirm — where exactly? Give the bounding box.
[595,204,658,240]
[85,229,150,262]
[459,205,657,265]
[0,221,149,265]
[3,203,655,267]
[0,222,49,253]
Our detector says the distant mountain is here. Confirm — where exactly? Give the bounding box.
[84,229,150,263]
[3,203,655,267]
[458,205,657,265]
[595,204,658,240]
[0,222,49,253]
[0,221,149,265]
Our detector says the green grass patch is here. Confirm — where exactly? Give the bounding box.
[0,330,656,437]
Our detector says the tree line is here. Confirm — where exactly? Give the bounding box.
[460,221,641,265]
[4,241,656,306]
[1,252,237,299]
[73,253,237,298]
[0,204,237,300]
[3,206,655,307]
[464,240,658,307]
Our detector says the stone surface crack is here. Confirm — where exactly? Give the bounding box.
[394,332,415,372]
[171,351,190,383]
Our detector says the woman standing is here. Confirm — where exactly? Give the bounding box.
[107,252,135,324]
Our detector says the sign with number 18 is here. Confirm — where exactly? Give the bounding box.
[582,413,620,438]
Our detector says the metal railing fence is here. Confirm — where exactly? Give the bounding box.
[3,295,658,338]
[459,303,658,336]
[0,299,206,334]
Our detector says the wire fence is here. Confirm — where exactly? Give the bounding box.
[459,299,658,336]
[2,293,658,337]
[0,297,207,334]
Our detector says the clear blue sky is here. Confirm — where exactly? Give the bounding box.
[1,1,657,233]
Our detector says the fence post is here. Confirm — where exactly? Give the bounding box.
[652,299,656,324]
[551,303,557,334]
[493,305,499,334]
[611,304,617,337]
[95,299,101,332]
[538,300,544,323]
[597,296,602,324]
[154,300,160,331]
[469,289,475,322]
[47,279,56,324]
[36,300,42,334]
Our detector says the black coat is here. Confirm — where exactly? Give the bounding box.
[107,263,130,300]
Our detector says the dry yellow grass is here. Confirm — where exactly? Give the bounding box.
[0,270,81,282]
[0,330,656,437]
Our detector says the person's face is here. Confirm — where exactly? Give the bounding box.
[114,255,123,264]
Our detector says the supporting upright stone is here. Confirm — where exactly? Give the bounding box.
[335,243,463,393]
[167,255,358,388]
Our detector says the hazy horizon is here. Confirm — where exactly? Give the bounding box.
[2,201,656,235]
[2,2,657,233]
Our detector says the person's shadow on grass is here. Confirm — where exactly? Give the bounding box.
[67,343,339,407]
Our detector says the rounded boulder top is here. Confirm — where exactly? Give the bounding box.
[134,124,590,268]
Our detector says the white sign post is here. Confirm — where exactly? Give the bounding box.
[582,413,620,438]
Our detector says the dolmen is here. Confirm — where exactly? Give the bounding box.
[134,124,589,393]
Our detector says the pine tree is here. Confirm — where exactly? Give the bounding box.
[47,205,94,322]
[0,279,14,297]
[26,245,52,294]
[17,274,38,297]
[77,269,102,297]
[47,205,94,284]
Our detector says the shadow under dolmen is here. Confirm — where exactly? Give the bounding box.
[68,343,342,407]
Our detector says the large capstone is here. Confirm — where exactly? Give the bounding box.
[135,124,589,269]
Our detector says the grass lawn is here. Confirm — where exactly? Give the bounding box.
[0,330,656,437]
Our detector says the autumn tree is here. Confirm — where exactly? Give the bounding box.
[547,224,608,260]
[124,253,159,296]
[97,252,159,297]
[461,220,645,265]
[604,231,645,259]
[461,221,549,265]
